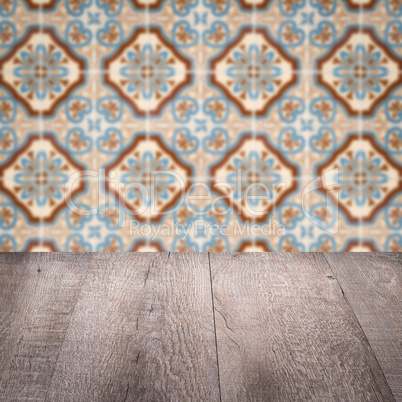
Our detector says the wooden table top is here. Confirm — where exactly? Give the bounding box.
[0,253,401,401]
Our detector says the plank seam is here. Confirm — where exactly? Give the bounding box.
[43,253,91,402]
[323,253,396,402]
[207,252,223,402]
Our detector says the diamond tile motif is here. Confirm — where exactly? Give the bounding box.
[103,26,192,117]
[316,27,402,117]
[210,27,299,117]
[0,0,400,251]
[104,133,193,223]
[316,134,402,223]
[210,134,298,222]
[0,134,86,223]
[0,27,86,117]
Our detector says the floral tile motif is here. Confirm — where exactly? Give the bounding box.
[316,27,402,117]
[209,133,299,223]
[0,0,401,252]
[103,26,193,117]
[315,134,402,223]
[104,132,194,223]
[0,133,86,223]
[0,26,87,117]
[209,26,300,117]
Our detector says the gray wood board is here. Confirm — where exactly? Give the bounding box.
[209,252,395,401]
[45,252,220,402]
[0,253,91,401]
[325,252,402,401]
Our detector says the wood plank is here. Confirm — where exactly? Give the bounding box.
[210,252,395,401]
[0,253,91,401]
[325,252,402,401]
[46,252,219,402]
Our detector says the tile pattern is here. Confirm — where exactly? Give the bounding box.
[0,0,401,251]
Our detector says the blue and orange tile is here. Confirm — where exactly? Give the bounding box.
[0,0,400,251]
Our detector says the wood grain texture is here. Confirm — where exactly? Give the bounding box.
[209,252,395,402]
[0,252,400,402]
[0,253,91,401]
[45,252,219,402]
[325,252,402,401]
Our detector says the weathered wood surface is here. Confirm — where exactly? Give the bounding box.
[46,253,219,402]
[0,253,91,401]
[325,253,402,401]
[209,253,395,401]
[0,252,401,401]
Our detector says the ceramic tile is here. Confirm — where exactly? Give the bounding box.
[0,0,401,251]
[0,180,42,251]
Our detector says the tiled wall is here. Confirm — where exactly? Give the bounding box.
[0,0,401,252]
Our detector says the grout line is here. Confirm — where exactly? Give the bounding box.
[207,252,223,402]
[3,68,388,74]
[80,175,322,182]
[304,0,312,194]
[145,11,151,248]
[358,10,364,245]
[90,0,98,182]
[196,0,206,217]
[251,10,257,247]
[39,8,44,248]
